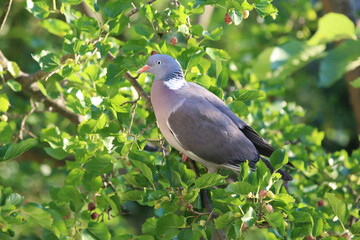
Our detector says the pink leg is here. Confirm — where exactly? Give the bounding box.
[182,153,189,162]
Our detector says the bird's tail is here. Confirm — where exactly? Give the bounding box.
[260,157,293,181]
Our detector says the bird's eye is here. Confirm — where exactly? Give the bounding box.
[157,61,161,65]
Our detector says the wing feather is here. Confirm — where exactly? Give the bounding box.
[167,95,259,168]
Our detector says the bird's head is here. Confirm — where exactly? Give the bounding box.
[137,54,183,81]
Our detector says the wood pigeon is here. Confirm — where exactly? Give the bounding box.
[137,54,293,181]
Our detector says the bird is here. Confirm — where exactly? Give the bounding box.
[137,54,293,181]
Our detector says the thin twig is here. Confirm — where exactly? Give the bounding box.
[102,174,118,195]
[123,72,152,109]
[0,0,13,34]
[127,0,157,18]
[19,98,37,140]
[119,99,139,107]
[127,100,139,135]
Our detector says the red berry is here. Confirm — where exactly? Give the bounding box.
[91,212,99,220]
[88,202,96,211]
[342,233,350,240]
[170,37,178,46]
[304,235,315,240]
[151,50,158,55]
[224,13,233,25]
[259,190,267,199]
[317,199,324,207]
[265,204,274,213]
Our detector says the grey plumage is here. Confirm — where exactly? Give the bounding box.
[137,54,293,181]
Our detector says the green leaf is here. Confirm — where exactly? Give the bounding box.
[62,0,82,4]
[44,147,68,160]
[292,211,313,224]
[130,160,154,186]
[120,190,144,201]
[75,16,98,35]
[319,40,360,87]
[254,1,278,19]
[6,79,22,92]
[214,211,234,230]
[308,13,356,45]
[78,114,108,135]
[85,154,113,175]
[273,193,295,204]
[351,220,360,234]
[226,181,256,195]
[241,206,256,225]
[40,19,71,37]
[269,41,325,81]
[266,212,285,236]
[194,173,226,189]
[350,77,360,88]
[104,0,132,18]
[229,9,243,25]
[87,222,111,240]
[22,204,53,229]
[234,89,265,101]
[0,138,38,162]
[291,225,312,239]
[313,216,324,237]
[206,48,230,61]
[41,127,63,148]
[155,214,185,239]
[325,192,348,227]
[142,217,157,235]
[39,53,60,72]
[26,0,50,18]
[134,25,154,39]
[229,101,249,117]
[57,186,84,212]
[7,61,20,78]
[0,122,13,143]
[204,27,223,41]
[0,94,9,112]
[191,24,203,37]
[269,149,288,171]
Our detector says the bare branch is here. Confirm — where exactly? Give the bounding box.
[0,0,13,34]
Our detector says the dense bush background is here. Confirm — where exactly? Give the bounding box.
[0,0,360,239]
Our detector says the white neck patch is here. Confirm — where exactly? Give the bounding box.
[164,78,186,90]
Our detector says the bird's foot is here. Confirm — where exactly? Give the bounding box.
[182,153,189,162]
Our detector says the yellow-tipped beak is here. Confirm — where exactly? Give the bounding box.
[137,65,150,74]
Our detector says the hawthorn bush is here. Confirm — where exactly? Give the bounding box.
[0,0,360,239]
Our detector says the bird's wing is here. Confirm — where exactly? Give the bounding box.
[187,83,276,158]
[167,95,259,169]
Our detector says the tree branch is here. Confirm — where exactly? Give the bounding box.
[0,50,151,125]
[106,52,152,109]
[0,0,13,34]
[123,72,152,109]
[0,51,83,125]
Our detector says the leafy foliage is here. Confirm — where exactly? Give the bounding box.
[0,0,359,239]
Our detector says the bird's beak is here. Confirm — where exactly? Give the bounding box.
[137,65,150,74]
